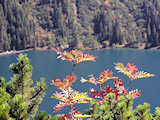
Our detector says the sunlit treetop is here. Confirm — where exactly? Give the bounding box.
[54,48,97,66]
[115,62,155,81]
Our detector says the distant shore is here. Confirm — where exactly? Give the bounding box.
[1,45,160,56]
[0,49,34,56]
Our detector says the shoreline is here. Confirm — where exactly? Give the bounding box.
[33,46,160,52]
[0,45,160,56]
[0,48,34,56]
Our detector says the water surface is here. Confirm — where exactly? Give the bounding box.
[0,49,159,114]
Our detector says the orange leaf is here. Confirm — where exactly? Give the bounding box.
[54,48,97,65]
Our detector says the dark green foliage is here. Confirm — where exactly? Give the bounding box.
[86,93,160,120]
[0,54,47,119]
[33,111,61,120]
[134,103,152,120]
[86,93,134,120]
[30,0,160,49]
[0,77,12,120]
[0,0,35,51]
[153,107,160,120]
[1,0,160,51]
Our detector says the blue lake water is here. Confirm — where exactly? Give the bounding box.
[0,49,159,115]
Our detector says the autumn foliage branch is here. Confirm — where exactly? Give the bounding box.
[51,48,154,120]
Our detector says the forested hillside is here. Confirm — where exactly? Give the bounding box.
[0,0,160,52]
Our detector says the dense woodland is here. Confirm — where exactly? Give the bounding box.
[1,0,160,52]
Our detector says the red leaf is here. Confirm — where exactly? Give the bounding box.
[51,74,77,89]
[129,89,141,99]
[126,62,138,75]
[99,70,113,79]
[113,79,127,99]
[64,74,77,83]
[59,114,71,120]
[89,88,100,98]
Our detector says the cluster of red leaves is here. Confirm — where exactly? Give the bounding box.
[58,114,71,120]
[129,89,141,99]
[51,48,97,119]
[51,79,92,112]
[99,70,117,84]
[89,78,141,105]
[113,79,128,97]
[51,74,91,112]
[52,48,154,119]
[126,63,138,75]
[81,69,117,85]
[54,48,97,65]
[115,62,154,81]
[89,86,112,99]
[99,70,113,79]
[82,65,150,105]
[50,74,77,90]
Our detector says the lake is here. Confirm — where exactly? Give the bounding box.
[0,49,159,115]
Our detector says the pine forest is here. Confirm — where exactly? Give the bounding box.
[1,0,160,52]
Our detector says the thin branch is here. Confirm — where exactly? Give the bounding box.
[127,81,133,90]
[69,105,74,118]
[71,64,76,74]
[25,87,43,102]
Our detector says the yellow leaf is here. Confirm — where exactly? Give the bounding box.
[115,62,155,80]
[134,71,155,80]
[74,113,92,118]
[98,76,117,84]
[115,63,131,77]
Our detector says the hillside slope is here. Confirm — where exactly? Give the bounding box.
[0,0,160,52]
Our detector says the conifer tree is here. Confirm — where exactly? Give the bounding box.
[86,93,160,120]
[0,54,47,119]
[0,77,12,120]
